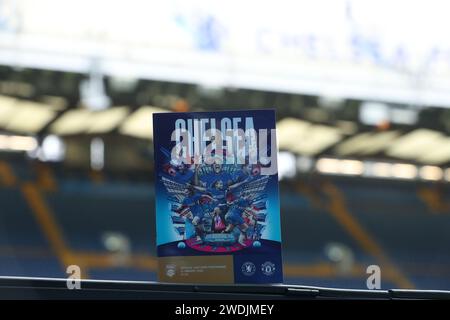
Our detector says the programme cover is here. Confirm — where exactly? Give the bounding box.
[153,109,282,284]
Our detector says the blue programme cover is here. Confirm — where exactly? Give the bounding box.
[153,109,282,284]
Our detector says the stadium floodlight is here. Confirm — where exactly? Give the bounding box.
[40,135,66,162]
[335,131,400,156]
[50,107,129,135]
[0,134,37,152]
[386,129,446,160]
[365,162,393,178]
[4,101,57,133]
[339,159,364,175]
[316,158,364,176]
[419,165,444,181]
[278,152,297,180]
[316,158,341,174]
[416,138,450,165]
[0,96,17,127]
[119,106,169,139]
[277,118,341,156]
[86,107,129,134]
[50,109,91,135]
[391,163,418,180]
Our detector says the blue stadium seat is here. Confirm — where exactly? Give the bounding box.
[0,187,49,248]
[45,180,155,254]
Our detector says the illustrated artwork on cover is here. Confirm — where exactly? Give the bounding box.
[153,110,282,284]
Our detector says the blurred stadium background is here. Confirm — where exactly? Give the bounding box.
[0,0,450,290]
